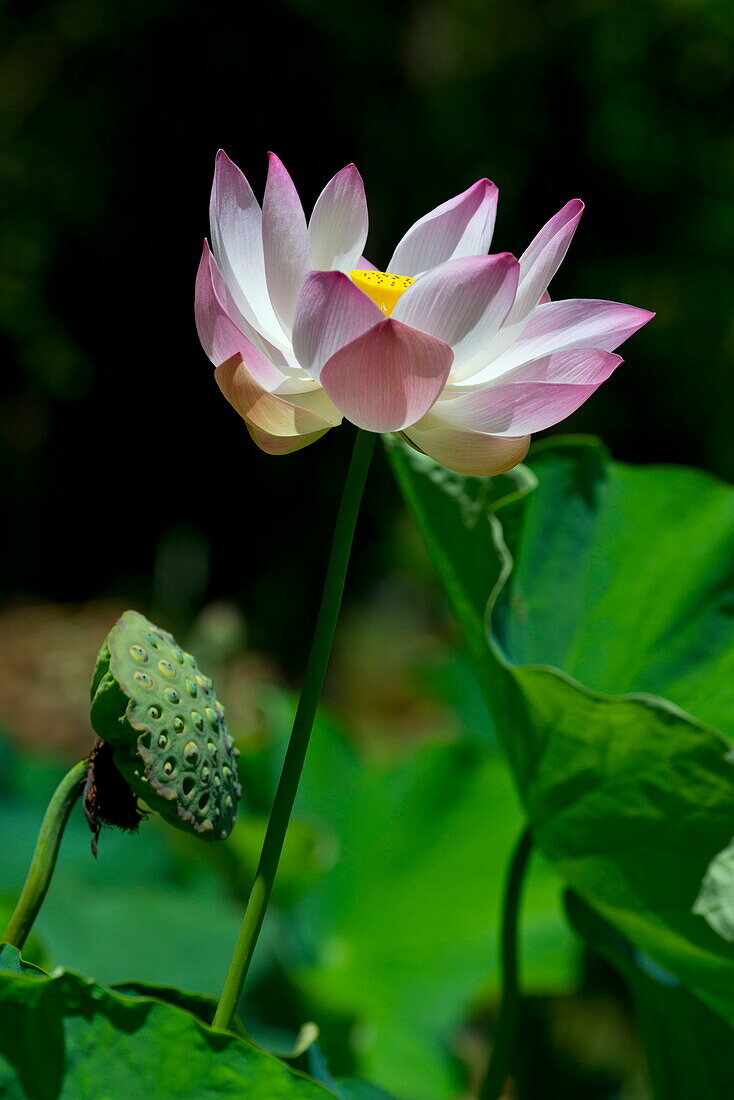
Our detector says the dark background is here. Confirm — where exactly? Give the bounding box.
[2,0,733,665]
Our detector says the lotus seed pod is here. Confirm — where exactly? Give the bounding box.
[90,610,242,841]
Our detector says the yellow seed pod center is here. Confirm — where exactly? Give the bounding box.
[349,269,414,316]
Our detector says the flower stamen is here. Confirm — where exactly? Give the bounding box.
[349,269,414,316]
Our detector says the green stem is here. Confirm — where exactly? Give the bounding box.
[3,759,87,950]
[479,827,533,1100]
[213,428,375,1030]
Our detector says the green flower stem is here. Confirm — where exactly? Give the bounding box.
[480,826,533,1100]
[3,759,88,950]
[213,428,376,1031]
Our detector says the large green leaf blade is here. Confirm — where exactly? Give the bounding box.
[0,949,334,1100]
[386,435,734,1028]
[497,438,734,729]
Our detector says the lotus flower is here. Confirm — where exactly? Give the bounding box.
[195,152,653,475]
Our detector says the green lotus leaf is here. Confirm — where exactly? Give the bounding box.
[387,435,734,1030]
[0,946,333,1099]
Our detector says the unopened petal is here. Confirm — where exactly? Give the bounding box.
[292,271,384,380]
[320,318,454,432]
[262,153,310,333]
[308,164,369,273]
[392,253,519,368]
[388,179,499,277]
[402,421,530,476]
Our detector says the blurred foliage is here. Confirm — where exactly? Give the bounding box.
[0,669,648,1100]
[1,0,733,665]
[566,894,734,1100]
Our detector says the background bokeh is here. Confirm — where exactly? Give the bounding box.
[2,0,733,643]
[1,1,732,1097]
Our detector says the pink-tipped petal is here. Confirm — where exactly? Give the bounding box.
[209,151,283,342]
[356,256,378,271]
[215,357,341,439]
[402,422,531,476]
[195,242,287,392]
[466,298,654,383]
[308,164,369,273]
[504,199,584,326]
[388,179,499,277]
[204,238,308,377]
[437,349,622,435]
[392,253,519,368]
[495,299,653,375]
[501,347,623,385]
[262,152,310,332]
[319,318,454,432]
[292,270,385,380]
[195,243,243,364]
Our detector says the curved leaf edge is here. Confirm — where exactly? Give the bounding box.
[386,433,734,1028]
[0,946,339,1097]
[485,435,733,754]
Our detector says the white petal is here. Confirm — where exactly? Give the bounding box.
[209,150,284,346]
[388,179,499,277]
[262,153,310,333]
[503,199,584,326]
[460,298,654,386]
[308,164,369,273]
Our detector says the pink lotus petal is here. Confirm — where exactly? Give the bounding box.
[466,298,653,383]
[320,318,454,432]
[504,199,584,326]
[205,238,308,378]
[308,164,369,273]
[392,253,519,368]
[501,347,623,385]
[262,152,310,332]
[215,357,341,438]
[209,151,283,343]
[402,422,531,476]
[494,299,653,377]
[292,271,385,380]
[437,349,622,435]
[356,256,378,271]
[195,241,287,392]
[388,179,499,277]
